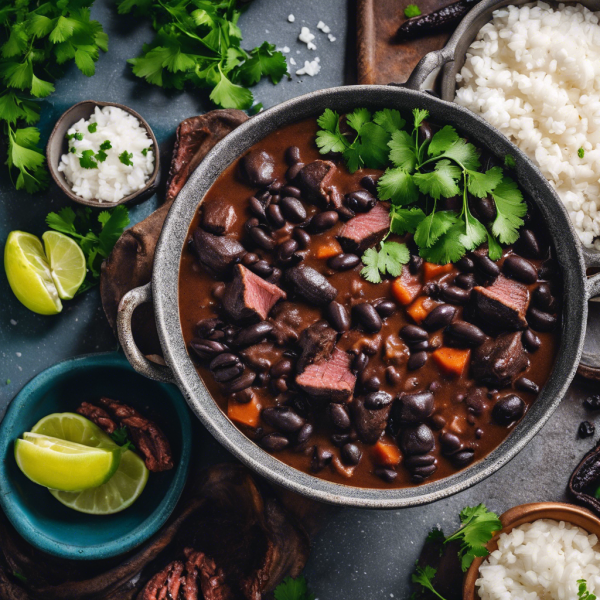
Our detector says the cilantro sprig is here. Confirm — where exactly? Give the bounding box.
[579,579,597,600]
[117,0,289,110]
[274,575,315,600]
[45,205,129,294]
[110,426,136,452]
[405,4,422,17]
[0,0,107,193]
[316,108,528,270]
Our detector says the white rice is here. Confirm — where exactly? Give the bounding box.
[476,519,600,599]
[455,2,600,249]
[58,105,155,203]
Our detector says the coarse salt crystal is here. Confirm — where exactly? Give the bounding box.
[328,33,336,42]
[288,14,295,22]
[296,59,321,77]
[299,26,316,50]
[317,20,331,34]
[290,57,297,66]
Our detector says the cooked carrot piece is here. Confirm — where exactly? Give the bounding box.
[406,296,432,324]
[315,240,342,259]
[228,397,261,428]
[432,347,471,377]
[372,440,402,466]
[391,267,422,306]
[423,262,453,281]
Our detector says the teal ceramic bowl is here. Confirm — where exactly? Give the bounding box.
[0,352,192,560]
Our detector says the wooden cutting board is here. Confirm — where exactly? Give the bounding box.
[356,0,457,85]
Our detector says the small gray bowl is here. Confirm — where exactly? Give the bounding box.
[47,100,160,208]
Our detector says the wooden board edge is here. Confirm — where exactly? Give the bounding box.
[356,0,376,84]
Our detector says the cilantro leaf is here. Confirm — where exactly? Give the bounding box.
[414,210,459,248]
[504,154,516,168]
[428,125,459,157]
[491,175,527,244]
[578,147,585,159]
[346,108,372,133]
[274,576,315,600]
[98,205,130,256]
[373,108,405,133]
[436,139,481,171]
[358,121,390,169]
[361,247,383,283]
[578,579,597,600]
[119,150,133,166]
[389,129,418,172]
[426,528,446,544]
[88,122,97,133]
[390,206,426,235]
[361,241,409,283]
[404,4,422,17]
[210,67,253,110]
[110,427,136,451]
[95,149,107,162]
[460,209,488,252]
[99,139,112,151]
[419,221,466,265]
[378,167,419,205]
[317,108,340,133]
[467,166,503,198]
[237,41,289,86]
[79,149,98,169]
[413,108,429,129]
[487,231,503,261]
[412,565,446,600]
[6,125,48,193]
[413,159,461,200]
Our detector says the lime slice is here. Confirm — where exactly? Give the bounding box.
[42,231,86,300]
[15,433,121,492]
[30,412,149,515]
[49,449,149,514]
[4,231,62,315]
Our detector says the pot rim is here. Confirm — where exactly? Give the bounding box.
[151,84,587,508]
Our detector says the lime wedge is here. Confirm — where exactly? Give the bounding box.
[42,231,86,300]
[30,412,149,514]
[15,433,121,492]
[4,231,62,315]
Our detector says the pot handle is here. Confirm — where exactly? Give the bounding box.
[583,247,600,300]
[117,282,175,383]
[403,47,456,91]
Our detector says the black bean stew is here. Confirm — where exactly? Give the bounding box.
[178,118,560,489]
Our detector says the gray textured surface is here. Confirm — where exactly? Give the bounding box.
[0,0,597,598]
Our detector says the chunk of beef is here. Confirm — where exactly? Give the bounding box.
[192,229,246,276]
[223,264,287,323]
[352,396,392,444]
[296,321,337,373]
[470,332,530,387]
[76,402,117,434]
[268,302,304,346]
[294,160,342,208]
[296,348,356,402]
[469,275,530,331]
[337,202,390,253]
[286,265,338,306]
[201,200,237,236]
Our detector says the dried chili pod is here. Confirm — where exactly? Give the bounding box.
[568,438,600,515]
[396,0,482,42]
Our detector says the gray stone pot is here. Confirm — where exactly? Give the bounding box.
[117,83,600,508]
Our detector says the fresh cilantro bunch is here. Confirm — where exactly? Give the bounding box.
[0,0,108,193]
[316,108,528,271]
[274,576,315,600]
[117,0,289,110]
[45,205,129,294]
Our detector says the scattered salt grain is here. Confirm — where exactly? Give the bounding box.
[296,58,321,77]
[299,26,316,50]
[10,319,17,326]
[290,57,297,66]
[16,352,21,358]
[279,46,290,53]
[317,20,331,33]
[288,14,295,22]
[328,34,336,42]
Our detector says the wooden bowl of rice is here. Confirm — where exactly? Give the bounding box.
[463,502,600,599]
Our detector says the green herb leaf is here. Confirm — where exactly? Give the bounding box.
[415,210,459,248]
[428,125,459,157]
[436,139,480,171]
[504,154,516,168]
[460,209,488,252]
[487,231,503,261]
[119,150,133,166]
[79,149,98,169]
[95,149,107,162]
[373,108,405,133]
[412,565,447,600]
[491,175,527,244]
[390,206,426,235]
[426,528,446,544]
[99,139,112,151]
[419,221,466,265]
[274,576,315,600]
[578,147,585,159]
[404,4,422,17]
[413,159,461,200]
[358,121,390,169]
[346,107,372,133]
[361,241,410,283]
[578,579,597,600]
[466,166,503,198]
[377,167,419,205]
[88,122,97,133]
[413,108,429,129]
[389,129,418,172]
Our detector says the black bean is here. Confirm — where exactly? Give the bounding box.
[286,265,338,305]
[278,238,299,262]
[232,322,273,348]
[345,190,377,213]
[522,329,541,352]
[375,467,398,483]
[269,179,284,192]
[196,317,224,338]
[492,394,525,425]
[418,121,433,144]
[242,252,259,267]
[296,423,313,444]
[212,364,244,383]
[190,338,226,360]
[210,352,239,370]
[331,433,351,447]
[266,267,283,285]
[310,210,339,233]
[249,196,267,220]
[270,359,293,379]
[527,307,556,332]
[474,254,500,277]
[282,185,302,198]
[503,255,538,284]
[266,204,286,229]
[328,253,360,271]
[244,218,260,234]
[270,194,281,205]
[400,424,435,455]
[286,162,304,181]
[325,301,350,332]
[360,175,378,195]
[475,196,497,222]
[352,352,369,374]
[374,300,396,318]
[285,146,301,165]
[538,259,557,280]
[311,446,333,472]
[440,432,462,455]
[430,414,446,430]
[422,304,457,331]
[280,197,307,223]
[445,321,486,347]
[456,256,474,272]
[442,285,471,305]
[386,366,401,386]
[409,254,423,274]
[584,395,600,411]
[400,325,429,342]
[236,389,254,404]
[452,449,475,467]
[293,227,311,249]
[249,227,275,251]
[224,371,256,394]
[423,282,440,298]
[329,403,351,429]
[515,377,539,394]
[396,391,434,422]
[337,206,355,221]
[352,302,383,333]
[262,406,305,433]
[260,433,289,451]
[207,329,225,341]
[579,421,595,439]
[239,150,275,187]
[364,391,393,410]
[532,283,553,311]
[340,443,361,466]
[455,272,475,290]
[271,377,288,395]
[361,374,381,392]
[405,454,435,470]
[410,340,429,351]
[223,325,238,345]
[517,229,541,259]
[407,351,428,370]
